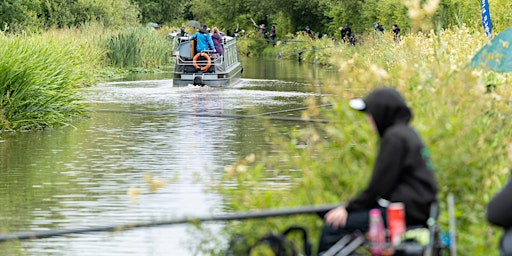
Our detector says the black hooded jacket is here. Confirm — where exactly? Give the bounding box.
[487,172,512,228]
[346,87,438,226]
[486,172,512,255]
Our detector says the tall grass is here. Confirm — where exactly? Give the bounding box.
[0,24,175,132]
[106,27,174,69]
[204,26,512,255]
[0,33,101,131]
[108,31,140,67]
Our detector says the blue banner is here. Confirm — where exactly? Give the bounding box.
[481,0,492,37]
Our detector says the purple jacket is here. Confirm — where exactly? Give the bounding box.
[211,33,223,55]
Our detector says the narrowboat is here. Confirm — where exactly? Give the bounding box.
[172,35,242,87]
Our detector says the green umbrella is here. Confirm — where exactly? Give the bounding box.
[470,27,512,72]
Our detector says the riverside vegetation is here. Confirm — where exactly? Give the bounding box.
[201,27,512,255]
[0,24,174,131]
[1,1,512,255]
[1,24,511,255]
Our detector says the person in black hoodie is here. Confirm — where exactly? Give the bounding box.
[392,24,401,42]
[486,146,512,255]
[373,22,384,33]
[317,87,438,254]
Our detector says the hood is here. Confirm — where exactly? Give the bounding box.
[363,87,412,137]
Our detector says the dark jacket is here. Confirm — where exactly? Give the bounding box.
[346,87,438,226]
[393,27,400,36]
[487,172,512,228]
[270,27,276,38]
[487,173,512,256]
[211,32,223,55]
[341,27,351,39]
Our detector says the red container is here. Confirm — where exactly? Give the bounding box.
[386,202,406,246]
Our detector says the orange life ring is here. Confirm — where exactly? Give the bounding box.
[192,53,211,71]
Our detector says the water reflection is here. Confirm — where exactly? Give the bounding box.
[0,58,333,255]
[240,56,334,86]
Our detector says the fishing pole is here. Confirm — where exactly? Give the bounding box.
[255,104,332,116]
[448,193,457,256]
[89,109,330,123]
[0,204,338,242]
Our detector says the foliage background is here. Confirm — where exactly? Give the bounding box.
[208,26,512,255]
[2,0,512,37]
[1,0,512,254]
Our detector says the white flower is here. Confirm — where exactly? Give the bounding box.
[423,0,440,14]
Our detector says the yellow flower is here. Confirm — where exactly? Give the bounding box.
[145,173,167,192]
[128,186,142,204]
[245,153,256,163]
[148,178,166,192]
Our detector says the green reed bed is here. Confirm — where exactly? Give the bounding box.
[205,27,512,256]
[106,27,174,69]
[0,34,100,131]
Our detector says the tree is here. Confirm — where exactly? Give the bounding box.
[0,0,41,32]
[132,0,187,24]
[40,0,139,28]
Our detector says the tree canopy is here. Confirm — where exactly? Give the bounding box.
[1,0,511,36]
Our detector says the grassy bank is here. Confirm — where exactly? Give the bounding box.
[0,24,174,132]
[205,26,512,255]
[0,33,101,131]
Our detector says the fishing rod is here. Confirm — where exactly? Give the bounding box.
[255,104,332,116]
[0,204,338,242]
[448,193,457,256]
[89,109,330,123]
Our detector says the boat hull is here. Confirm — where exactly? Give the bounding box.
[173,62,242,87]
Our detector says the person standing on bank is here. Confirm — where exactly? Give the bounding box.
[318,87,438,254]
[270,25,276,46]
[259,24,268,40]
[373,22,384,33]
[392,24,401,42]
[211,27,223,55]
[189,25,215,53]
[339,24,351,43]
[486,146,512,256]
[305,26,313,38]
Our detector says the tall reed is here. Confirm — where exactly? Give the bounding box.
[107,31,140,67]
[106,27,173,69]
[0,34,101,131]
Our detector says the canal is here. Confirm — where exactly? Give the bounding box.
[0,57,336,255]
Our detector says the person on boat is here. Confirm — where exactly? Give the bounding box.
[211,27,224,55]
[317,87,438,254]
[486,145,512,256]
[189,25,215,53]
[180,26,186,37]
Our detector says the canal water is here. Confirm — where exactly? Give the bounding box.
[0,57,336,255]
